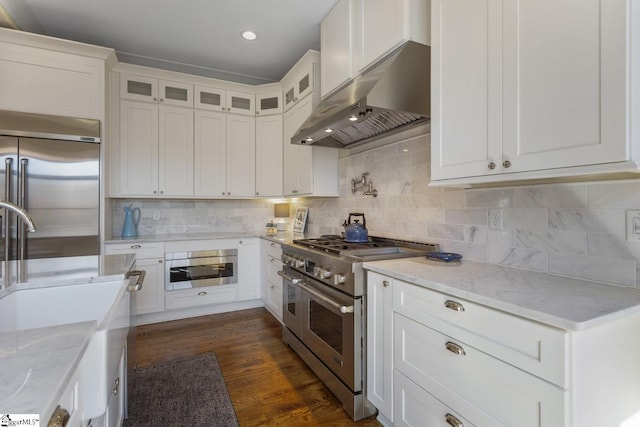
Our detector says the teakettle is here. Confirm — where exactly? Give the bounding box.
[121,206,141,238]
[343,213,368,243]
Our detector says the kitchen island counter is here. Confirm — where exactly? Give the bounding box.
[0,254,135,423]
[363,257,640,331]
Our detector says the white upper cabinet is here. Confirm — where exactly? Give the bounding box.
[121,74,193,107]
[282,51,319,112]
[321,0,353,98]
[0,27,113,120]
[118,99,193,197]
[226,90,255,116]
[431,0,637,186]
[256,91,283,115]
[255,115,284,197]
[352,0,430,73]
[194,109,226,197]
[320,0,430,98]
[194,109,256,198]
[194,85,226,111]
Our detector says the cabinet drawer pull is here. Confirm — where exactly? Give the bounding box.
[48,405,70,427]
[445,341,466,356]
[130,244,141,249]
[444,300,465,312]
[488,162,496,170]
[198,291,207,296]
[383,280,390,287]
[445,413,464,427]
[503,160,512,168]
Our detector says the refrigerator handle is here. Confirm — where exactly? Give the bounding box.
[18,158,27,262]
[4,158,12,265]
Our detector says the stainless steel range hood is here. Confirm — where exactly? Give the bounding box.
[292,41,430,149]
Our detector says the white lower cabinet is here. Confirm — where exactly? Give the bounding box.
[393,313,565,426]
[260,239,283,322]
[237,238,260,301]
[366,271,640,426]
[104,242,165,315]
[49,355,86,427]
[366,272,394,422]
[165,284,237,310]
[393,371,476,427]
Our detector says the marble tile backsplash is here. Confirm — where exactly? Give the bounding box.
[112,131,640,288]
[300,133,640,288]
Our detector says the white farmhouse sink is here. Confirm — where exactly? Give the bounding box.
[0,279,130,418]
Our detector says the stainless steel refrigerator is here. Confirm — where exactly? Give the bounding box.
[0,110,101,261]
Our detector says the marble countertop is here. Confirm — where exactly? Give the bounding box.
[363,257,640,331]
[105,231,314,245]
[0,254,135,421]
[105,231,259,244]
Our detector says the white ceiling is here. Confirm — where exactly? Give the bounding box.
[0,0,337,85]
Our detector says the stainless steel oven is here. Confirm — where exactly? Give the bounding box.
[280,235,438,421]
[300,277,360,391]
[279,267,303,338]
[165,249,237,291]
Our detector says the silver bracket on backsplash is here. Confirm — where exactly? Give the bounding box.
[351,172,378,197]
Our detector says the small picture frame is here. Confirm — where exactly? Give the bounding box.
[293,207,308,233]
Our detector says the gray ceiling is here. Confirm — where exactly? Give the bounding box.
[0,0,336,85]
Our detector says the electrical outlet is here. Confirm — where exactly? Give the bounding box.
[489,209,503,230]
[626,210,640,241]
[153,211,160,221]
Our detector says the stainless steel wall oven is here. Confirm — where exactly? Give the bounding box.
[165,249,237,291]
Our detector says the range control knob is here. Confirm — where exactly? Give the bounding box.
[312,266,321,277]
[334,274,346,285]
[295,258,305,269]
[320,268,332,279]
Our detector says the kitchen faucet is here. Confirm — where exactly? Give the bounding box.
[0,200,36,288]
[0,200,37,232]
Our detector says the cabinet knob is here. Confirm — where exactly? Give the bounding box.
[445,413,464,427]
[445,341,466,356]
[271,285,275,290]
[153,190,157,194]
[488,162,496,170]
[291,190,298,194]
[256,111,260,115]
[153,97,158,102]
[160,190,164,194]
[160,98,164,102]
[503,160,512,168]
[158,259,163,264]
[270,243,276,247]
[383,280,390,287]
[270,259,276,263]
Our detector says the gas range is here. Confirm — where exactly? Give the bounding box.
[282,235,438,296]
[280,234,438,420]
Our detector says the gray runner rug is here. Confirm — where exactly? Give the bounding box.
[123,352,239,427]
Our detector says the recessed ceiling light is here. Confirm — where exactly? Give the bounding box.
[305,137,314,142]
[242,30,257,41]
[324,128,333,133]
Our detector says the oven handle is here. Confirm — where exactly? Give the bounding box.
[277,270,301,284]
[298,282,354,314]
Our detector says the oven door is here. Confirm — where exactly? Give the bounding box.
[279,266,303,338]
[300,279,362,392]
[165,252,237,291]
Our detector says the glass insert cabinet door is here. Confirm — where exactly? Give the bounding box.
[195,85,226,111]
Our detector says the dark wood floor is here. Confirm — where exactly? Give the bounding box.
[134,307,382,427]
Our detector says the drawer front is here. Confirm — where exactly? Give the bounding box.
[393,280,567,387]
[104,242,165,259]
[394,314,567,427]
[267,256,282,283]
[394,371,479,427]
[265,280,283,320]
[165,284,236,310]
[265,241,282,258]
